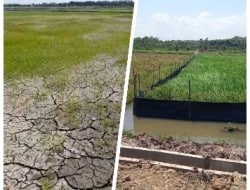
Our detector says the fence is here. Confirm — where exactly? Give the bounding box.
[132,54,195,98]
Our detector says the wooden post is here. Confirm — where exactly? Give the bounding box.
[138,74,141,96]
[152,67,155,85]
[133,68,135,82]
[158,64,161,81]
[188,80,192,119]
[133,73,137,98]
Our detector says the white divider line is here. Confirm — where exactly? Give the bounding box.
[0,2,3,190]
[111,1,139,189]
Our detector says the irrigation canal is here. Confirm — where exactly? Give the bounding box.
[123,104,246,146]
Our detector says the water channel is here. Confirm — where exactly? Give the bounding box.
[123,104,246,146]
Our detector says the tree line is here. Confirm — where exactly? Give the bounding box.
[4,1,134,8]
[133,36,246,52]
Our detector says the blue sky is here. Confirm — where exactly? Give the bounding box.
[135,0,246,40]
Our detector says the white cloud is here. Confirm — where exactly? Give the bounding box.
[178,16,193,25]
[196,12,211,20]
[152,12,170,23]
[135,11,246,40]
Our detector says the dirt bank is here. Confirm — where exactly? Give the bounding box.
[117,161,246,190]
[122,133,246,161]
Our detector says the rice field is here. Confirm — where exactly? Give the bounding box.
[4,7,133,189]
[4,9,133,79]
[146,52,246,102]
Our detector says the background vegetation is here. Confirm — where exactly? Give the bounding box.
[4,4,133,79]
[127,36,246,103]
[133,36,246,52]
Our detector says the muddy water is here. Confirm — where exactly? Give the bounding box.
[123,104,246,144]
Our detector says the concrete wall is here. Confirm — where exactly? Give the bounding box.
[120,145,246,174]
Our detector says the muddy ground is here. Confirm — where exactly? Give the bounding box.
[122,133,246,161]
[117,161,246,190]
[4,55,124,189]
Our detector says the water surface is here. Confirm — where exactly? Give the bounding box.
[124,104,246,145]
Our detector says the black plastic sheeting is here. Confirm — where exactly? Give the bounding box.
[133,98,246,123]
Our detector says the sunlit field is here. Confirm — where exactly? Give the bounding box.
[4,9,133,78]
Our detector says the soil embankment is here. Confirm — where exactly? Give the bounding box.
[122,133,246,161]
[117,161,246,190]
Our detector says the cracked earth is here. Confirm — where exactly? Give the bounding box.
[4,55,124,189]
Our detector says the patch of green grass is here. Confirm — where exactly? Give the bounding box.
[123,130,133,139]
[101,118,114,128]
[4,9,132,79]
[34,90,47,101]
[63,99,83,126]
[39,169,57,190]
[41,134,65,155]
[146,53,246,102]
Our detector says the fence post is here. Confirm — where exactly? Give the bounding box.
[138,74,141,96]
[188,80,192,119]
[152,67,155,86]
[133,68,135,81]
[158,64,161,81]
[133,73,137,98]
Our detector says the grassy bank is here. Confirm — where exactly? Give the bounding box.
[4,8,132,79]
[146,52,246,102]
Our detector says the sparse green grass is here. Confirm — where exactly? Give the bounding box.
[101,118,114,128]
[63,99,83,126]
[123,130,133,139]
[146,52,246,102]
[4,9,132,79]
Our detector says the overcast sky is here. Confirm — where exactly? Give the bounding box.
[135,0,246,40]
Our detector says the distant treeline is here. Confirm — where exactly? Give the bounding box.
[134,36,246,52]
[4,1,134,7]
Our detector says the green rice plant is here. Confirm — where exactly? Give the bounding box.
[146,52,246,102]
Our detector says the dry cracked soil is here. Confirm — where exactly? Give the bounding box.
[4,55,124,189]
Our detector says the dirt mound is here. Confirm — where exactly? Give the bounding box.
[117,161,246,190]
[122,133,246,161]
